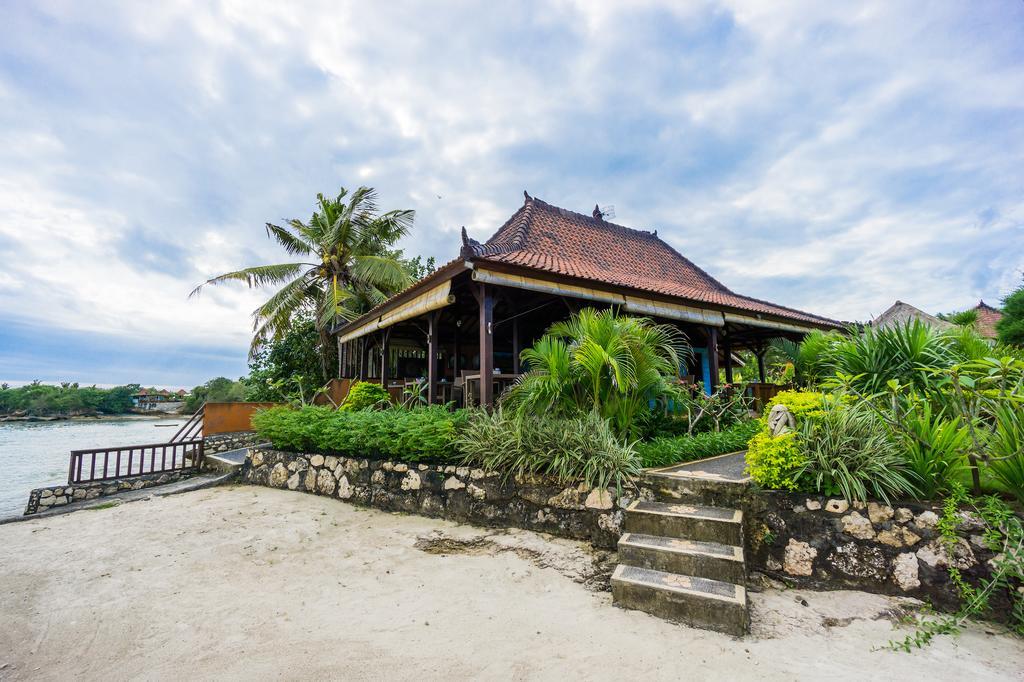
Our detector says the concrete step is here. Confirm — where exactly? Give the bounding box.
[611,564,748,636]
[624,500,743,545]
[618,532,746,585]
[642,471,750,507]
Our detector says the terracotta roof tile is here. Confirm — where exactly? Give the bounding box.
[972,300,1003,339]
[465,196,840,328]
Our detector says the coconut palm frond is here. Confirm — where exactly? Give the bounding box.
[189,262,308,298]
[265,222,315,256]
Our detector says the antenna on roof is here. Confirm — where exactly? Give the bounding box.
[593,204,615,221]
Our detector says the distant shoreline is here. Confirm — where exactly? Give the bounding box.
[0,413,183,424]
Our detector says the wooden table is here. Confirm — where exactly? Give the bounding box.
[464,373,520,406]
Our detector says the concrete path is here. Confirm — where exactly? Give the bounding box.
[648,451,750,483]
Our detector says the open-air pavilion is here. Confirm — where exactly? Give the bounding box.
[332,193,843,407]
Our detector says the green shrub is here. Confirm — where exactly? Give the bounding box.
[796,400,917,504]
[636,420,760,468]
[764,390,826,421]
[340,381,391,411]
[746,430,805,491]
[456,408,642,493]
[252,405,466,462]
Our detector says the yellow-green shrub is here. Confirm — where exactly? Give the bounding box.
[764,390,826,421]
[746,430,805,490]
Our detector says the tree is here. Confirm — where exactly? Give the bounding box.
[998,282,1024,347]
[245,314,325,401]
[190,187,415,377]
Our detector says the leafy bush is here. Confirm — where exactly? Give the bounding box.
[746,430,804,490]
[795,400,917,504]
[340,381,391,411]
[764,390,826,420]
[504,308,689,439]
[456,409,642,493]
[636,420,760,468]
[252,405,466,462]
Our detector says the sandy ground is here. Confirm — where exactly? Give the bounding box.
[1,486,1021,681]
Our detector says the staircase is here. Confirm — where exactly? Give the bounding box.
[612,453,750,636]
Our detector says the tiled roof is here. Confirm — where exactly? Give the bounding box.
[972,300,1003,339]
[462,195,841,328]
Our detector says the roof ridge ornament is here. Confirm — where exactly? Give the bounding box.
[593,204,602,221]
[524,190,531,202]
[460,226,483,258]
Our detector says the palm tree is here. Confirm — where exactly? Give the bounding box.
[504,308,690,439]
[191,187,414,378]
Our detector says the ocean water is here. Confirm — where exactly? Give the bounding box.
[0,417,184,519]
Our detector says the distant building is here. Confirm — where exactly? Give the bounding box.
[132,388,188,410]
[970,300,1003,340]
[872,301,954,331]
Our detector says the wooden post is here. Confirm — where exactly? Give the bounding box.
[707,327,720,393]
[512,317,521,375]
[723,336,733,384]
[756,350,766,383]
[454,325,462,377]
[478,283,495,407]
[427,312,438,404]
[380,329,391,388]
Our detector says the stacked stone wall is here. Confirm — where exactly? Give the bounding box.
[749,492,1008,612]
[24,470,192,515]
[244,448,629,549]
[204,431,261,454]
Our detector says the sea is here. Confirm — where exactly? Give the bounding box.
[0,416,184,519]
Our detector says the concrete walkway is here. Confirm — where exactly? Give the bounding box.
[648,451,750,484]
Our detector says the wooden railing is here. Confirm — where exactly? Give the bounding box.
[68,439,205,485]
[170,403,205,442]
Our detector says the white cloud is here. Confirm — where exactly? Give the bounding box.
[0,0,1021,367]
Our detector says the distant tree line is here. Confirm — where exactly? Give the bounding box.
[0,382,139,417]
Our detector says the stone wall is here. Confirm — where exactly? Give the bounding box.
[204,431,262,455]
[747,492,1006,612]
[244,448,629,549]
[24,470,193,516]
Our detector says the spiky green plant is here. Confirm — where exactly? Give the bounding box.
[772,329,840,386]
[829,321,951,394]
[795,399,917,504]
[504,308,690,439]
[987,402,1024,504]
[897,400,971,499]
[456,408,643,494]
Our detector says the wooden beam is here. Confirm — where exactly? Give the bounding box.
[427,311,439,404]
[707,326,720,393]
[379,329,391,388]
[512,317,521,375]
[478,282,495,407]
[723,335,733,384]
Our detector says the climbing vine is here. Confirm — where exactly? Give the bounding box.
[889,484,1024,652]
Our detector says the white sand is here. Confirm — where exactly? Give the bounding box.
[1,486,1021,681]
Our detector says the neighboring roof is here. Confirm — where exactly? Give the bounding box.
[461,194,841,328]
[971,300,1003,339]
[872,301,954,331]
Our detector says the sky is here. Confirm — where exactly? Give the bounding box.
[1,1,1022,388]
